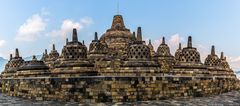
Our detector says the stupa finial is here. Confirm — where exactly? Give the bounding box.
[72,28,78,42]
[10,54,12,60]
[179,43,182,49]
[52,44,56,51]
[45,49,48,54]
[117,0,119,15]
[211,45,215,55]
[32,55,37,61]
[94,32,98,41]
[137,27,142,41]
[149,39,152,45]
[66,38,68,44]
[221,52,224,59]
[187,36,192,48]
[15,48,19,57]
[132,32,136,40]
[162,37,165,44]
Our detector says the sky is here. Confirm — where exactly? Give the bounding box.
[0,0,240,70]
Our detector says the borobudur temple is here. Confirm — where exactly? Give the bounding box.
[0,14,239,103]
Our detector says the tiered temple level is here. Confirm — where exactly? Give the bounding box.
[0,14,238,103]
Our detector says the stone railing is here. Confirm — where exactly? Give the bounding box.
[0,73,239,103]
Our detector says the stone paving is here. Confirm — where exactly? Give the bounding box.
[0,91,240,106]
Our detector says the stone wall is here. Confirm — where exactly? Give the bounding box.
[0,76,239,103]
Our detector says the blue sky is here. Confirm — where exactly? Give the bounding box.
[0,0,240,70]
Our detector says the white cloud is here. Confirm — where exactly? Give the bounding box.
[80,17,93,26]
[152,39,161,51]
[228,56,240,63]
[0,49,14,59]
[224,56,240,78]
[48,17,93,42]
[228,56,240,71]
[168,34,184,54]
[15,14,46,42]
[0,39,6,47]
[168,34,183,45]
[40,8,50,16]
[195,44,209,62]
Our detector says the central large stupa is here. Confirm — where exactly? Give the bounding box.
[100,15,133,57]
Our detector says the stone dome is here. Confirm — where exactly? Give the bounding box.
[5,49,24,72]
[89,32,108,54]
[204,46,221,67]
[4,54,13,71]
[61,28,87,60]
[19,55,49,71]
[100,15,132,52]
[49,44,59,61]
[156,37,172,57]
[175,43,182,61]
[148,39,155,56]
[219,52,230,69]
[148,40,154,50]
[41,49,49,61]
[179,36,201,64]
[127,44,151,60]
[127,27,151,60]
